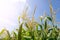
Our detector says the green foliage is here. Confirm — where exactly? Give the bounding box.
[18,23,23,40]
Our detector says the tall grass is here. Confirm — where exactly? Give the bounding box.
[0,2,60,40]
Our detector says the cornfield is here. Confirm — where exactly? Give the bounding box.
[0,2,60,40]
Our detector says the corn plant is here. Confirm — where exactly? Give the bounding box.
[0,2,60,40]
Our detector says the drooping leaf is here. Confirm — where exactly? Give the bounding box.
[35,22,43,30]
[47,16,52,21]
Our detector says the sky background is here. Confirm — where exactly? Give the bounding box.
[0,0,60,32]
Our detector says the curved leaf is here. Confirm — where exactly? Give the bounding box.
[47,16,52,21]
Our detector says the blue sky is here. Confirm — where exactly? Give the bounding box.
[28,0,60,21]
[0,0,60,32]
[27,0,60,26]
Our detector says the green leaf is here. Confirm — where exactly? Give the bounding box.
[0,29,5,35]
[13,31,18,40]
[47,16,52,21]
[45,20,47,29]
[23,36,31,40]
[37,23,42,30]
[18,23,23,40]
[25,23,29,29]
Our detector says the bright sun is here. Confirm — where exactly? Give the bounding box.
[0,0,27,32]
[11,0,27,3]
[19,0,26,3]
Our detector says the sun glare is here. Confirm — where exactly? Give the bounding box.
[19,0,26,3]
[11,0,27,3]
[0,0,27,32]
